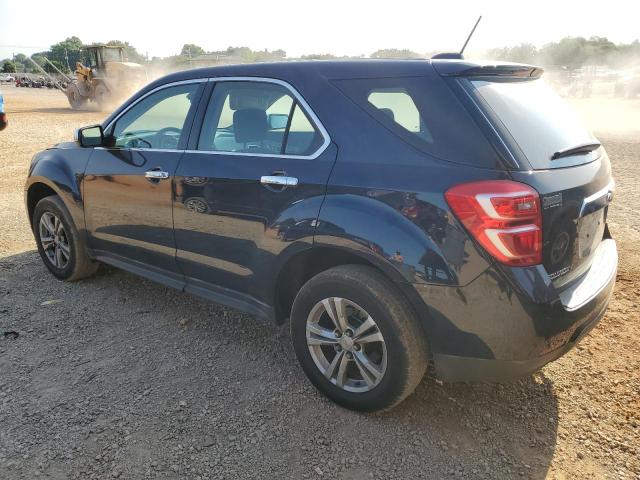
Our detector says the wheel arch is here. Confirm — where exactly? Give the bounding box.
[272,245,428,331]
[26,181,58,226]
[25,148,93,232]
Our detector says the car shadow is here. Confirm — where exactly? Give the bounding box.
[0,250,558,479]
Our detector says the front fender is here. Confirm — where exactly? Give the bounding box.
[25,147,94,231]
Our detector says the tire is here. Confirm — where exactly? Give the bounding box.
[33,195,98,281]
[66,82,86,110]
[290,265,428,412]
[94,83,110,110]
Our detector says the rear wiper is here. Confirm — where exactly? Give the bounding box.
[551,141,601,160]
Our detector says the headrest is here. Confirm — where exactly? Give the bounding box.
[379,108,395,122]
[233,108,268,143]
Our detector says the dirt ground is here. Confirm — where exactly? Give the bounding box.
[0,85,638,480]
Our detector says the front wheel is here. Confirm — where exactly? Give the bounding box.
[290,265,429,412]
[65,82,86,110]
[33,196,98,281]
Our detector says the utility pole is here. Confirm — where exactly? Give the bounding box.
[64,48,71,74]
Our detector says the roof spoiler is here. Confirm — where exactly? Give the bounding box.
[432,61,544,78]
[432,53,464,60]
[455,65,544,78]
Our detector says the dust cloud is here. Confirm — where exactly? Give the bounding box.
[90,57,640,137]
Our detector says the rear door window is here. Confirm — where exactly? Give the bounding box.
[197,81,324,157]
[333,76,499,168]
[469,78,599,169]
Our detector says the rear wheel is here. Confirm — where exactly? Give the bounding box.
[94,83,110,110]
[33,196,98,281]
[290,265,428,411]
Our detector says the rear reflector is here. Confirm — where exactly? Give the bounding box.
[445,180,542,266]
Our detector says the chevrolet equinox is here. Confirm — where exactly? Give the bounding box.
[25,60,617,411]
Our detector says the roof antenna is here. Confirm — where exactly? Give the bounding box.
[432,15,482,60]
[460,15,482,56]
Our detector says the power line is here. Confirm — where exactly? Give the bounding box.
[0,45,48,49]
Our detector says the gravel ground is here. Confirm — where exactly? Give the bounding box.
[0,86,638,479]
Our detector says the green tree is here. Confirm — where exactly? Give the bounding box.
[106,40,146,63]
[371,49,422,59]
[487,43,538,64]
[180,44,206,57]
[301,53,338,60]
[540,37,590,69]
[49,36,84,72]
[29,54,48,74]
[2,60,16,73]
[584,36,617,65]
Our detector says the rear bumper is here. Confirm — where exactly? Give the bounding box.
[407,239,617,382]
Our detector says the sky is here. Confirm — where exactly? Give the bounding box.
[1,0,639,60]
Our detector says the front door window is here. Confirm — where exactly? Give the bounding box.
[110,83,200,150]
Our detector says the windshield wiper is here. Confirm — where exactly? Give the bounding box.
[551,141,601,160]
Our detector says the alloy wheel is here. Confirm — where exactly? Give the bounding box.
[306,297,387,393]
[39,212,70,269]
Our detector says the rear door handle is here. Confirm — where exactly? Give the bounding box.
[145,170,169,180]
[260,176,298,187]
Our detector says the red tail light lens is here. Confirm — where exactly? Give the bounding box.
[445,180,542,266]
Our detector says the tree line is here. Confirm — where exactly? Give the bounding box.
[486,37,640,69]
[3,35,639,75]
[1,36,145,74]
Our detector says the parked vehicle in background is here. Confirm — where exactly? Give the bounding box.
[0,74,15,83]
[0,91,7,131]
[614,67,640,98]
[24,60,617,411]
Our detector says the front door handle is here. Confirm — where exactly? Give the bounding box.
[260,175,298,187]
[145,170,169,180]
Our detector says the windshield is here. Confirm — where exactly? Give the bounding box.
[102,48,123,62]
[471,78,599,170]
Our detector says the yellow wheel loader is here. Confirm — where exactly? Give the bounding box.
[66,45,146,110]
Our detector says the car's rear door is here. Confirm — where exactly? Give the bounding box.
[173,78,336,314]
[83,80,206,288]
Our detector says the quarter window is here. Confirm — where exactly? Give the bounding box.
[111,83,200,150]
[197,81,323,157]
[367,89,432,143]
[333,76,500,168]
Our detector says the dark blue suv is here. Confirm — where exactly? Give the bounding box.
[25,60,617,411]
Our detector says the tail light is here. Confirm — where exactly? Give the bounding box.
[445,180,542,266]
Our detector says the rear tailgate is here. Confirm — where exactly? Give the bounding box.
[457,69,614,287]
[511,154,613,287]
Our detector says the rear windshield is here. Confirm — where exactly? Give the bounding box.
[333,76,500,168]
[470,78,599,170]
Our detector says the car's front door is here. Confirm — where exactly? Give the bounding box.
[83,80,205,288]
[173,79,336,314]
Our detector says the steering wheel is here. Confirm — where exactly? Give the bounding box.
[121,133,152,149]
[154,127,182,149]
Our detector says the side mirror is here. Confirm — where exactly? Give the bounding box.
[268,113,289,130]
[75,125,104,147]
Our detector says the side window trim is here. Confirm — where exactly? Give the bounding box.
[280,99,297,155]
[101,78,207,152]
[192,76,331,160]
